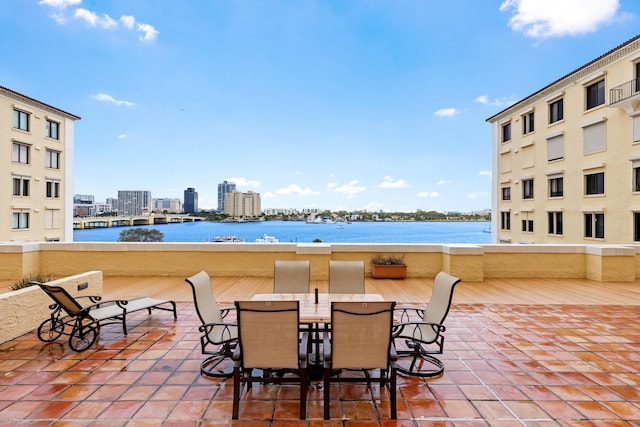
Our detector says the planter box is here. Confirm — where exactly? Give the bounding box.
[371,264,407,279]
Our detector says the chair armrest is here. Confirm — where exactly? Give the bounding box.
[392,321,445,340]
[394,306,425,322]
[199,322,237,344]
[220,306,236,319]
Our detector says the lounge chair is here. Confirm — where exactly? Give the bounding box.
[328,260,365,293]
[34,282,176,352]
[185,271,238,378]
[392,271,461,377]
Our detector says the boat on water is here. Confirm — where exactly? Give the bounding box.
[255,234,280,243]
[210,235,245,242]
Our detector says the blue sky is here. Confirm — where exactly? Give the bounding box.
[2,1,639,212]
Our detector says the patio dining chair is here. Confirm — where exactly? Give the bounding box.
[328,260,365,293]
[392,271,461,377]
[274,260,310,293]
[185,271,238,378]
[35,282,176,352]
[323,301,397,420]
[232,300,309,419]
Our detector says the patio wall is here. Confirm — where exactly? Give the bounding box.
[0,242,638,283]
[0,271,103,344]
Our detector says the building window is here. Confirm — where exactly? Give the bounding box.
[12,211,30,230]
[547,134,564,161]
[46,179,61,199]
[583,121,606,154]
[12,176,30,197]
[12,142,29,164]
[522,178,534,199]
[549,176,563,197]
[634,213,640,242]
[549,98,563,124]
[522,111,534,134]
[502,122,511,142]
[585,172,604,195]
[45,208,62,229]
[548,211,563,235]
[45,150,60,169]
[500,211,511,230]
[634,165,640,192]
[501,186,511,201]
[13,109,29,131]
[586,79,605,110]
[584,212,605,239]
[46,119,60,140]
[521,219,534,233]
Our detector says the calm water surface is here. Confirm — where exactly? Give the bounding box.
[73,220,492,244]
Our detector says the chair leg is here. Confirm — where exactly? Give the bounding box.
[232,366,241,419]
[323,366,331,420]
[390,366,397,419]
[300,366,307,419]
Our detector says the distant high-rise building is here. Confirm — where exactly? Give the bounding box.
[117,191,151,216]
[153,198,182,213]
[224,190,261,218]
[184,188,198,213]
[217,180,236,213]
[1,86,80,242]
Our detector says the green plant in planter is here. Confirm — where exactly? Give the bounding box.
[371,254,405,265]
[11,272,54,291]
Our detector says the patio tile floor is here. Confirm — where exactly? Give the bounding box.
[1,302,640,426]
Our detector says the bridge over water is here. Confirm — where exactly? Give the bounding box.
[73,215,203,229]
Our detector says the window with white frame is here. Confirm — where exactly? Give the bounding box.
[634,213,640,242]
[634,115,640,142]
[583,121,606,154]
[46,119,59,140]
[45,208,62,229]
[522,178,534,199]
[586,79,605,110]
[585,172,604,195]
[547,134,564,161]
[12,175,30,197]
[12,142,29,164]
[501,186,511,201]
[584,212,605,239]
[502,122,512,143]
[548,211,563,235]
[45,149,60,169]
[521,215,534,233]
[632,159,640,192]
[12,210,30,230]
[522,111,534,135]
[501,211,511,230]
[548,175,563,197]
[13,109,29,131]
[549,98,563,124]
[46,179,61,199]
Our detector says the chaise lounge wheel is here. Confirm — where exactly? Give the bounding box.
[37,318,64,342]
[69,325,97,352]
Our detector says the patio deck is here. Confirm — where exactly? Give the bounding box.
[1,276,639,425]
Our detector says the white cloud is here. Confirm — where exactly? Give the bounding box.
[74,8,117,29]
[92,93,134,107]
[500,0,620,38]
[137,23,159,41]
[479,170,492,177]
[379,176,409,189]
[363,202,384,211]
[120,15,136,30]
[118,134,127,139]
[434,108,459,117]
[275,184,319,196]
[331,180,366,198]
[475,94,518,107]
[39,0,81,8]
[467,191,490,199]
[416,192,439,198]
[226,177,261,188]
[262,192,274,198]
[436,179,452,186]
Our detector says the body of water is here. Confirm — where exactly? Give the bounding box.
[73,220,492,244]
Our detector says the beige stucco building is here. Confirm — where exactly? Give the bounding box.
[1,86,80,242]
[487,35,640,244]
[224,190,261,218]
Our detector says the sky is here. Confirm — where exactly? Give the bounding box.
[1,0,639,213]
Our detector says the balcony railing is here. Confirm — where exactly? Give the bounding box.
[609,78,640,105]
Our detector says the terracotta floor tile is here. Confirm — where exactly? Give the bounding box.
[168,400,209,419]
[26,401,77,420]
[568,401,618,420]
[132,400,176,420]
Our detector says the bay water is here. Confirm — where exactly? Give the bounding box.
[73,220,492,244]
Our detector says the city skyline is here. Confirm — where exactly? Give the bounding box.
[2,1,639,212]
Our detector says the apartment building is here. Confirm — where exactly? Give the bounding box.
[217,180,236,213]
[224,190,261,218]
[117,190,151,216]
[2,86,80,242]
[183,187,198,213]
[487,35,640,244]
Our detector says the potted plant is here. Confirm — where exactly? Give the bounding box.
[371,254,407,279]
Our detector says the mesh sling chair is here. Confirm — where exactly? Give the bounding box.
[232,300,309,419]
[185,271,238,378]
[323,301,397,420]
[35,282,176,352]
[328,260,365,294]
[392,271,461,377]
[273,260,310,293]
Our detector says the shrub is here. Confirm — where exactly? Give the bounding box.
[371,254,405,265]
[11,272,55,291]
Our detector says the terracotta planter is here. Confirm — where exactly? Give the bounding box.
[371,264,407,279]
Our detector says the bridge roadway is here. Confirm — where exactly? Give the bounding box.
[73,214,203,229]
